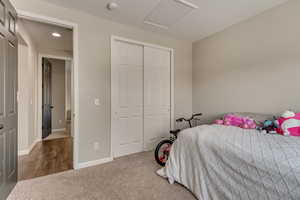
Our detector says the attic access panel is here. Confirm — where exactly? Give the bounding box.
[144,0,198,29]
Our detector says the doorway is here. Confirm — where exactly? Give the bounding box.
[42,57,72,141]
[17,17,76,180]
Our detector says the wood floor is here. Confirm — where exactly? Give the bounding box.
[18,137,73,181]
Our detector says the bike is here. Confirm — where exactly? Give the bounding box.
[154,113,202,166]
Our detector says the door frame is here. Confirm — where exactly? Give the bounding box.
[110,35,175,158]
[16,10,80,169]
[39,54,72,138]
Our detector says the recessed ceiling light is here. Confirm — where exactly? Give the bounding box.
[52,32,61,37]
[107,2,118,11]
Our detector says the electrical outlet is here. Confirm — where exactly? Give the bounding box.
[94,142,99,151]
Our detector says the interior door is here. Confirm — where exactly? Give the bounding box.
[144,46,171,150]
[0,0,18,199]
[42,58,52,139]
[111,40,144,157]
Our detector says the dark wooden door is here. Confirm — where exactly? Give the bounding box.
[42,58,53,139]
[0,0,18,199]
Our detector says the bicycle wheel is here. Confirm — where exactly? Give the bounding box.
[154,140,173,166]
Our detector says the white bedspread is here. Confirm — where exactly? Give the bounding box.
[164,125,300,200]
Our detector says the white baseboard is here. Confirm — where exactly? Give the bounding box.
[52,128,66,132]
[18,149,30,156]
[18,138,41,156]
[77,157,113,169]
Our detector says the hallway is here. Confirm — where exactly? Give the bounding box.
[18,137,73,181]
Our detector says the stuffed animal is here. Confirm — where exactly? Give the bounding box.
[215,114,256,129]
[224,114,243,127]
[242,117,257,129]
[276,110,300,136]
[215,119,224,125]
[260,120,277,133]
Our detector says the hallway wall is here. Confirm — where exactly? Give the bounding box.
[48,58,66,131]
[65,61,72,118]
[17,20,39,155]
[18,44,29,152]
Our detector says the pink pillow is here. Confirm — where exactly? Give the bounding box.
[215,114,256,129]
[277,111,300,136]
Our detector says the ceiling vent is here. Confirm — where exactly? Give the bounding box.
[144,0,198,29]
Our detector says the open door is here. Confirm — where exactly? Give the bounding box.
[0,0,18,199]
[42,58,53,139]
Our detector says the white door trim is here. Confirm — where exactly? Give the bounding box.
[16,10,80,170]
[110,35,175,158]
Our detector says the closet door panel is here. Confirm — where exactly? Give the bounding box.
[111,41,144,157]
[144,47,171,150]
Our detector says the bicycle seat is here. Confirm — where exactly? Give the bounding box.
[170,129,180,136]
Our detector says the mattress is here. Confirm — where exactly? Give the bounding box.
[164,125,300,200]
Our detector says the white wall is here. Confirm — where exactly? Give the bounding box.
[12,0,193,163]
[17,20,39,154]
[48,58,66,130]
[18,44,29,152]
[192,0,300,123]
[65,61,71,114]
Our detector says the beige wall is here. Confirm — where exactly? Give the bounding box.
[12,0,193,163]
[192,0,300,123]
[18,44,29,152]
[48,58,66,130]
[17,20,39,154]
[65,61,71,115]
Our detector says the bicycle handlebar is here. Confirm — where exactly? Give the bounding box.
[176,113,202,123]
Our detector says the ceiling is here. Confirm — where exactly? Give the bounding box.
[37,0,289,41]
[20,18,73,52]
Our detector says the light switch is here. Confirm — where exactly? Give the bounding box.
[94,98,100,106]
[94,142,99,151]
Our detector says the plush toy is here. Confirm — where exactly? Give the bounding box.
[260,120,278,133]
[242,117,257,129]
[215,114,256,129]
[223,114,243,127]
[276,110,300,136]
[215,119,224,125]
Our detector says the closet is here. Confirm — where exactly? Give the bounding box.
[111,37,173,158]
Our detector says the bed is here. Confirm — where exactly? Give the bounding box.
[163,124,300,200]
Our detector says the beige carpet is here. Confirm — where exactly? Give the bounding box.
[9,152,196,200]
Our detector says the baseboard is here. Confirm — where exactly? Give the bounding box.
[18,149,30,156]
[52,128,66,132]
[18,138,41,156]
[77,157,113,169]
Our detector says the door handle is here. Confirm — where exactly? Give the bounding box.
[50,105,54,109]
[0,124,3,130]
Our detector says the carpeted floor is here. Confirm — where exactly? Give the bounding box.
[9,151,196,200]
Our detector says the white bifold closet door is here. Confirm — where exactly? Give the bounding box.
[112,41,144,158]
[112,39,171,157]
[143,47,171,150]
